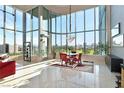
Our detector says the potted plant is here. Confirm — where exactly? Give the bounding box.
[94,43,109,55]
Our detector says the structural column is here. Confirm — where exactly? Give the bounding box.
[48,14,52,55]
[14,9,16,54]
[66,15,68,52]
[3,5,6,53]
[75,13,77,49]
[60,16,62,49]
[94,8,96,52]
[84,10,86,54]
[23,12,26,60]
[31,10,33,55]
[38,6,41,56]
[106,5,111,54]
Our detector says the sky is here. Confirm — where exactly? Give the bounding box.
[0,5,23,45]
[0,5,99,47]
[50,7,99,46]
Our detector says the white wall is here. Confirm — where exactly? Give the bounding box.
[111,5,124,59]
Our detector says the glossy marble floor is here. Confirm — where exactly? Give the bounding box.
[0,58,119,88]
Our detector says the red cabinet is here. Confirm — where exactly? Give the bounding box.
[0,61,16,79]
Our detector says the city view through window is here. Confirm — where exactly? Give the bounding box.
[0,5,106,59]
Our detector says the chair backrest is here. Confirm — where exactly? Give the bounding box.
[60,53,68,61]
[79,53,82,60]
[76,53,82,60]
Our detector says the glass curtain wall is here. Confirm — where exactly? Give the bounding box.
[99,6,106,55]
[0,6,4,53]
[42,6,104,57]
[26,7,39,56]
[41,7,49,57]
[0,5,107,60]
[76,10,84,54]
[0,5,23,55]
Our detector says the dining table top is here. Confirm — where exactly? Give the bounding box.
[66,53,78,56]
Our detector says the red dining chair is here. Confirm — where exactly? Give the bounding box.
[73,53,82,64]
[60,53,70,66]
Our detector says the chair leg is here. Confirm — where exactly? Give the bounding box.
[66,63,67,66]
[66,61,69,66]
[61,61,63,65]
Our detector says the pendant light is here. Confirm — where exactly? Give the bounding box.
[68,5,75,43]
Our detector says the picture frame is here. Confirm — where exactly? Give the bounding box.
[112,34,124,47]
[111,23,120,37]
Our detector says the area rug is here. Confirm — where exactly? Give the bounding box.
[50,61,94,73]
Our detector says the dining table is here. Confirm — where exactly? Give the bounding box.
[67,53,78,56]
[66,53,79,65]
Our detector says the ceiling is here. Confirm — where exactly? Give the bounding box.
[13,5,37,12]
[44,5,97,15]
[13,5,97,14]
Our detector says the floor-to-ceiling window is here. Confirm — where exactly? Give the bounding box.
[42,7,49,57]
[26,11,32,56]
[5,6,14,54]
[43,6,103,57]
[85,31,94,54]
[99,6,106,55]
[51,15,56,51]
[56,16,61,53]
[0,5,106,61]
[61,15,66,51]
[76,10,84,54]
[16,9,23,55]
[85,8,95,55]
[32,7,39,55]
[16,32,23,54]
[0,6,4,53]
[26,7,39,56]
[6,30,14,54]
[0,5,23,55]
[0,29,4,53]
[62,34,66,52]
[68,13,76,50]
[76,33,84,54]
